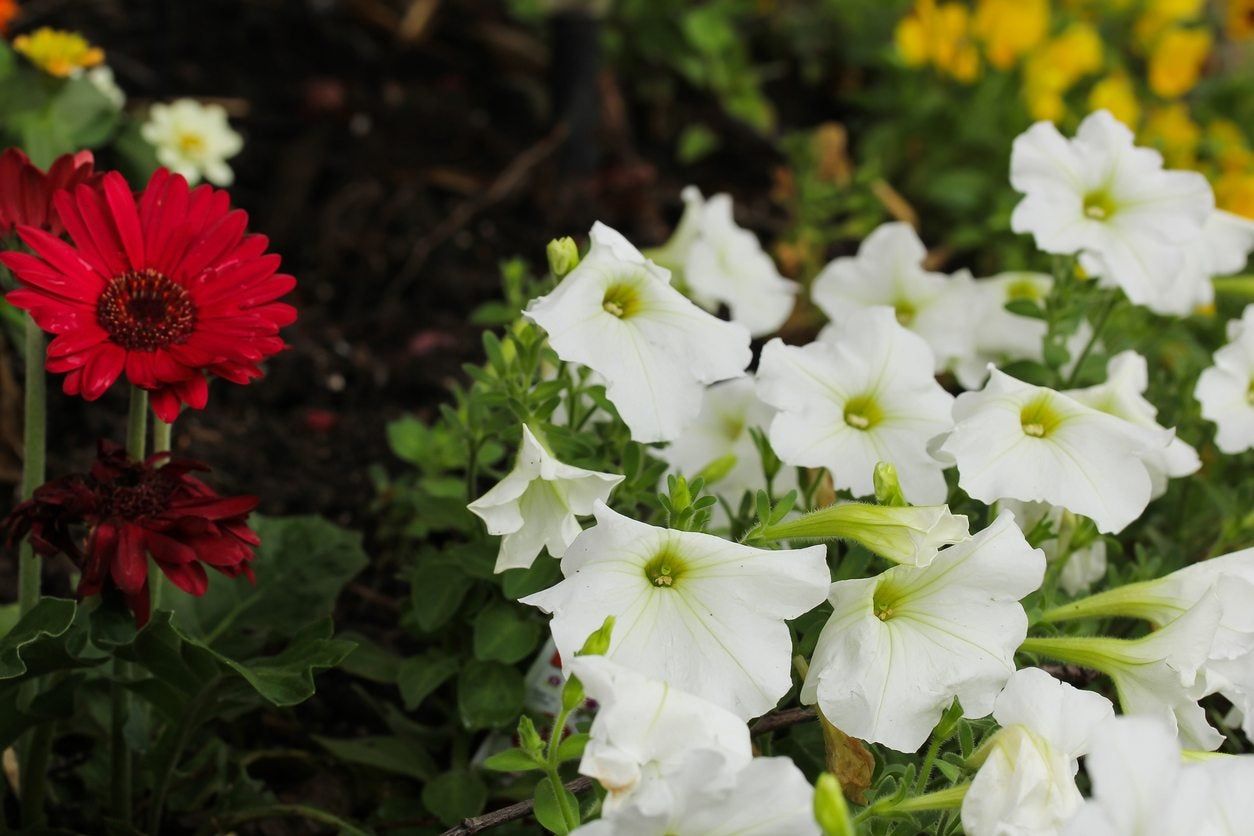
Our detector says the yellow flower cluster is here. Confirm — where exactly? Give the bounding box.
[1022,23,1103,121]
[895,0,1051,83]
[11,27,104,78]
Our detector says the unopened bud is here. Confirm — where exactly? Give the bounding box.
[547,237,580,278]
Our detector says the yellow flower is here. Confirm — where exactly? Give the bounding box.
[1134,0,1206,49]
[973,0,1049,70]
[1089,74,1141,129]
[1020,24,1103,121]
[1215,170,1254,219]
[1208,120,1254,173]
[1228,0,1254,41]
[896,0,981,82]
[1148,27,1211,98]
[12,27,104,78]
[1143,103,1201,167]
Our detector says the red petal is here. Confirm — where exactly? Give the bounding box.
[110,523,148,594]
[80,343,126,400]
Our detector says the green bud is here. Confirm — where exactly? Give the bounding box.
[872,462,907,507]
[547,236,580,278]
[518,715,544,756]
[561,675,585,712]
[760,502,969,567]
[697,453,738,485]
[814,773,856,836]
[577,615,616,657]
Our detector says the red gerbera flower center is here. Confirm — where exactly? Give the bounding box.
[99,468,179,520]
[96,268,197,351]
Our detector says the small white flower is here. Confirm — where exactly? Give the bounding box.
[1038,594,1223,749]
[140,99,243,186]
[573,751,819,836]
[523,502,829,720]
[676,188,799,337]
[802,512,1045,751]
[962,668,1114,836]
[1066,350,1200,498]
[658,378,797,525]
[1195,304,1254,454]
[1149,210,1254,316]
[1010,110,1214,310]
[467,425,623,573]
[1079,548,1254,742]
[756,307,954,504]
[951,271,1051,390]
[1063,716,1210,836]
[936,369,1169,534]
[526,223,752,443]
[997,500,1107,596]
[568,655,751,816]
[85,65,125,109]
[811,222,973,371]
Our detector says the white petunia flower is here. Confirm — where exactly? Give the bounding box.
[1194,756,1254,834]
[85,65,125,109]
[658,378,797,525]
[951,272,1051,390]
[1009,109,1214,310]
[1029,594,1223,750]
[140,99,244,186]
[676,188,799,337]
[802,512,1045,751]
[756,307,954,504]
[526,222,752,443]
[962,668,1114,836]
[1150,210,1254,316]
[522,502,829,720]
[1195,304,1254,454]
[1066,350,1200,498]
[573,751,820,836]
[1063,717,1209,836]
[997,500,1107,596]
[1056,548,1254,741]
[568,655,751,816]
[811,222,973,371]
[935,369,1169,534]
[467,425,623,573]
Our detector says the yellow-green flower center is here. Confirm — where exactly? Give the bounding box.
[843,393,883,431]
[894,301,917,326]
[643,547,688,588]
[1006,278,1045,303]
[602,282,642,319]
[1083,189,1117,221]
[1020,393,1066,438]
[872,579,906,621]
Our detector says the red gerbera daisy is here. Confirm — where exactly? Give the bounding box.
[2,441,259,624]
[0,147,97,237]
[0,168,296,422]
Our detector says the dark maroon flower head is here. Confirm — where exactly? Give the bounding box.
[2,441,259,624]
[0,148,97,237]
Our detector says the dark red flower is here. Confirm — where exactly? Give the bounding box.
[0,168,296,422]
[0,148,97,237]
[2,441,259,624]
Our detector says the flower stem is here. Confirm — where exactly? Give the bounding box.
[1018,635,1125,672]
[17,316,50,827]
[18,317,46,614]
[1063,291,1119,388]
[110,387,150,825]
[914,732,946,794]
[150,418,173,613]
[126,388,149,459]
[893,784,969,813]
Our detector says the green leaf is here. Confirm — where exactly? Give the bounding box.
[396,651,459,711]
[532,776,577,835]
[554,732,589,764]
[338,632,402,683]
[407,559,474,633]
[458,660,524,730]
[1004,299,1046,320]
[423,769,487,826]
[482,747,544,773]
[172,515,367,656]
[501,556,562,601]
[118,612,354,708]
[313,734,433,781]
[473,603,541,664]
[49,76,118,146]
[0,598,97,681]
